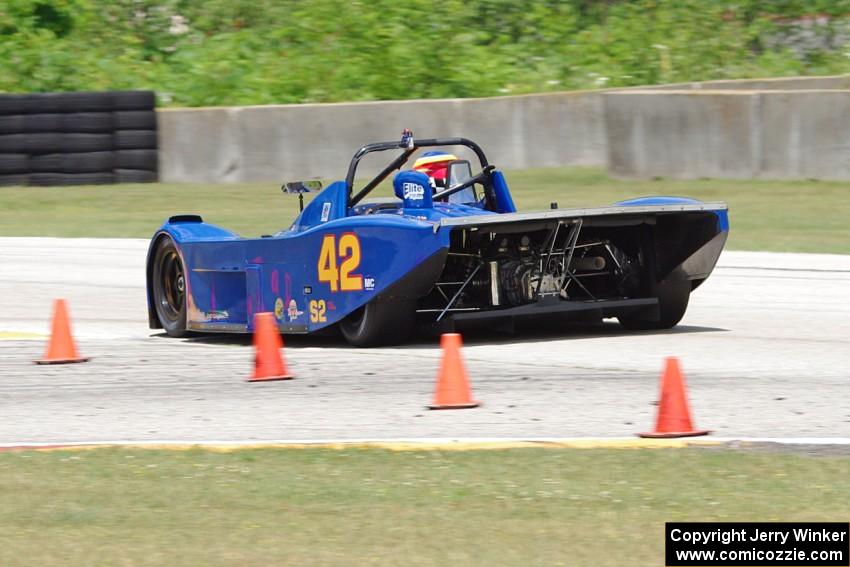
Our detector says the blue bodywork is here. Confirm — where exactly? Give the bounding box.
[147,136,729,337]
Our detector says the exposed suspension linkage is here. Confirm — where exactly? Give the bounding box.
[436,263,483,322]
[558,219,598,301]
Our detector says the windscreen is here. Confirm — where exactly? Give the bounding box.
[446,160,477,204]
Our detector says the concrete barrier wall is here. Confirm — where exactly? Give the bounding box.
[759,90,850,179]
[605,90,759,179]
[639,74,850,91]
[605,88,850,180]
[159,91,606,183]
[159,74,850,183]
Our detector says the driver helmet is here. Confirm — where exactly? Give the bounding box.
[413,151,458,191]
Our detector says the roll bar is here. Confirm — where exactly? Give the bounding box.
[346,134,490,207]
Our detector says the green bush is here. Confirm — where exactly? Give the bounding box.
[1,0,850,106]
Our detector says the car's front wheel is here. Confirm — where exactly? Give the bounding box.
[339,299,415,347]
[152,238,188,337]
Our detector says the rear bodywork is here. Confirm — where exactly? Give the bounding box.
[147,135,728,336]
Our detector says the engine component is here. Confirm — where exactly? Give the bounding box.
[606,244,641,296]
[500,260,532,306]
[499,259,564,306]
[571,256,606,271]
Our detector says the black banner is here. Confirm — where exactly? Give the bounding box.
[666,522,849,566]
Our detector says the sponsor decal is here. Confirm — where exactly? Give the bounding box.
[364,277,375,291]
[402,182,425,200]
[320,202,332,222]
[274,298,284,319]
[303,285,312,295]
[201,309,229,322]
[287,299,304,321]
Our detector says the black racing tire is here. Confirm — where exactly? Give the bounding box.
[112,90,156,111]
[114,129,157,150]
[115,168,157,183]
[0,174,28,186]
[63,133,113,152]
[115,149,157,170]
[151,238,188,337]
[619,279,691,330]
[61,112,113,133]
[0,114,26,133]
[339,299,416,347]
[0,153,29,174]
[114,110,156,130]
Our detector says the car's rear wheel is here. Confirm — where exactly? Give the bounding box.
[618,279,690,330]
[152,238,188,337]
[339,299,415,347]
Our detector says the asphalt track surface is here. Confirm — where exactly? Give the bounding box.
[1,238,849,444]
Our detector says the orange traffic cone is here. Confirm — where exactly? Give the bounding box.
[35,299,89,365]
[639,357,709,438]
[247,312,293,382]
[429,333,479,410]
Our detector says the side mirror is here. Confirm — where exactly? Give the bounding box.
[282,180,322,194]
[281,180,322,211]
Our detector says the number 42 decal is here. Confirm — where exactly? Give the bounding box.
[317,233,363,292]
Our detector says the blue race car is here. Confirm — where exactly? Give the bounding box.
[147,131,728,346]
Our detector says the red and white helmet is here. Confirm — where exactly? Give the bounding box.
[412,151,458,189]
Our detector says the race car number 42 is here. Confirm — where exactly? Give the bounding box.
[318,233,363,292]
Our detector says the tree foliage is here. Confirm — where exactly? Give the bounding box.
[1,0,849,106]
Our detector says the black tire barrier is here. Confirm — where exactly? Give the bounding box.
[115,149,157,170]
[32,92,115,113]
[114,130,157,150]
[30,172,115,186]
[0,153,29,174]
[29,153,64,173]
[31,152,115,174]
[25,114,63,133]
[0,90,157,185]
[24,133,67,154]
[0,133,67,154]
[61,112,113,133]
[66,151,115,173]
[0,115,26,133]
[114,110,156,130]
[0,134,28,153]
[112,90,156,111]
[63,133,114,152]
[29,93,67,114]
[0,95,30,115]
[28,173,65,186]
[115,168,157,183]
[64,172,115,185]
[0,174,28,186]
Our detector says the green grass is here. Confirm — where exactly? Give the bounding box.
[0,447,847,567]
[1,168,848,253]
